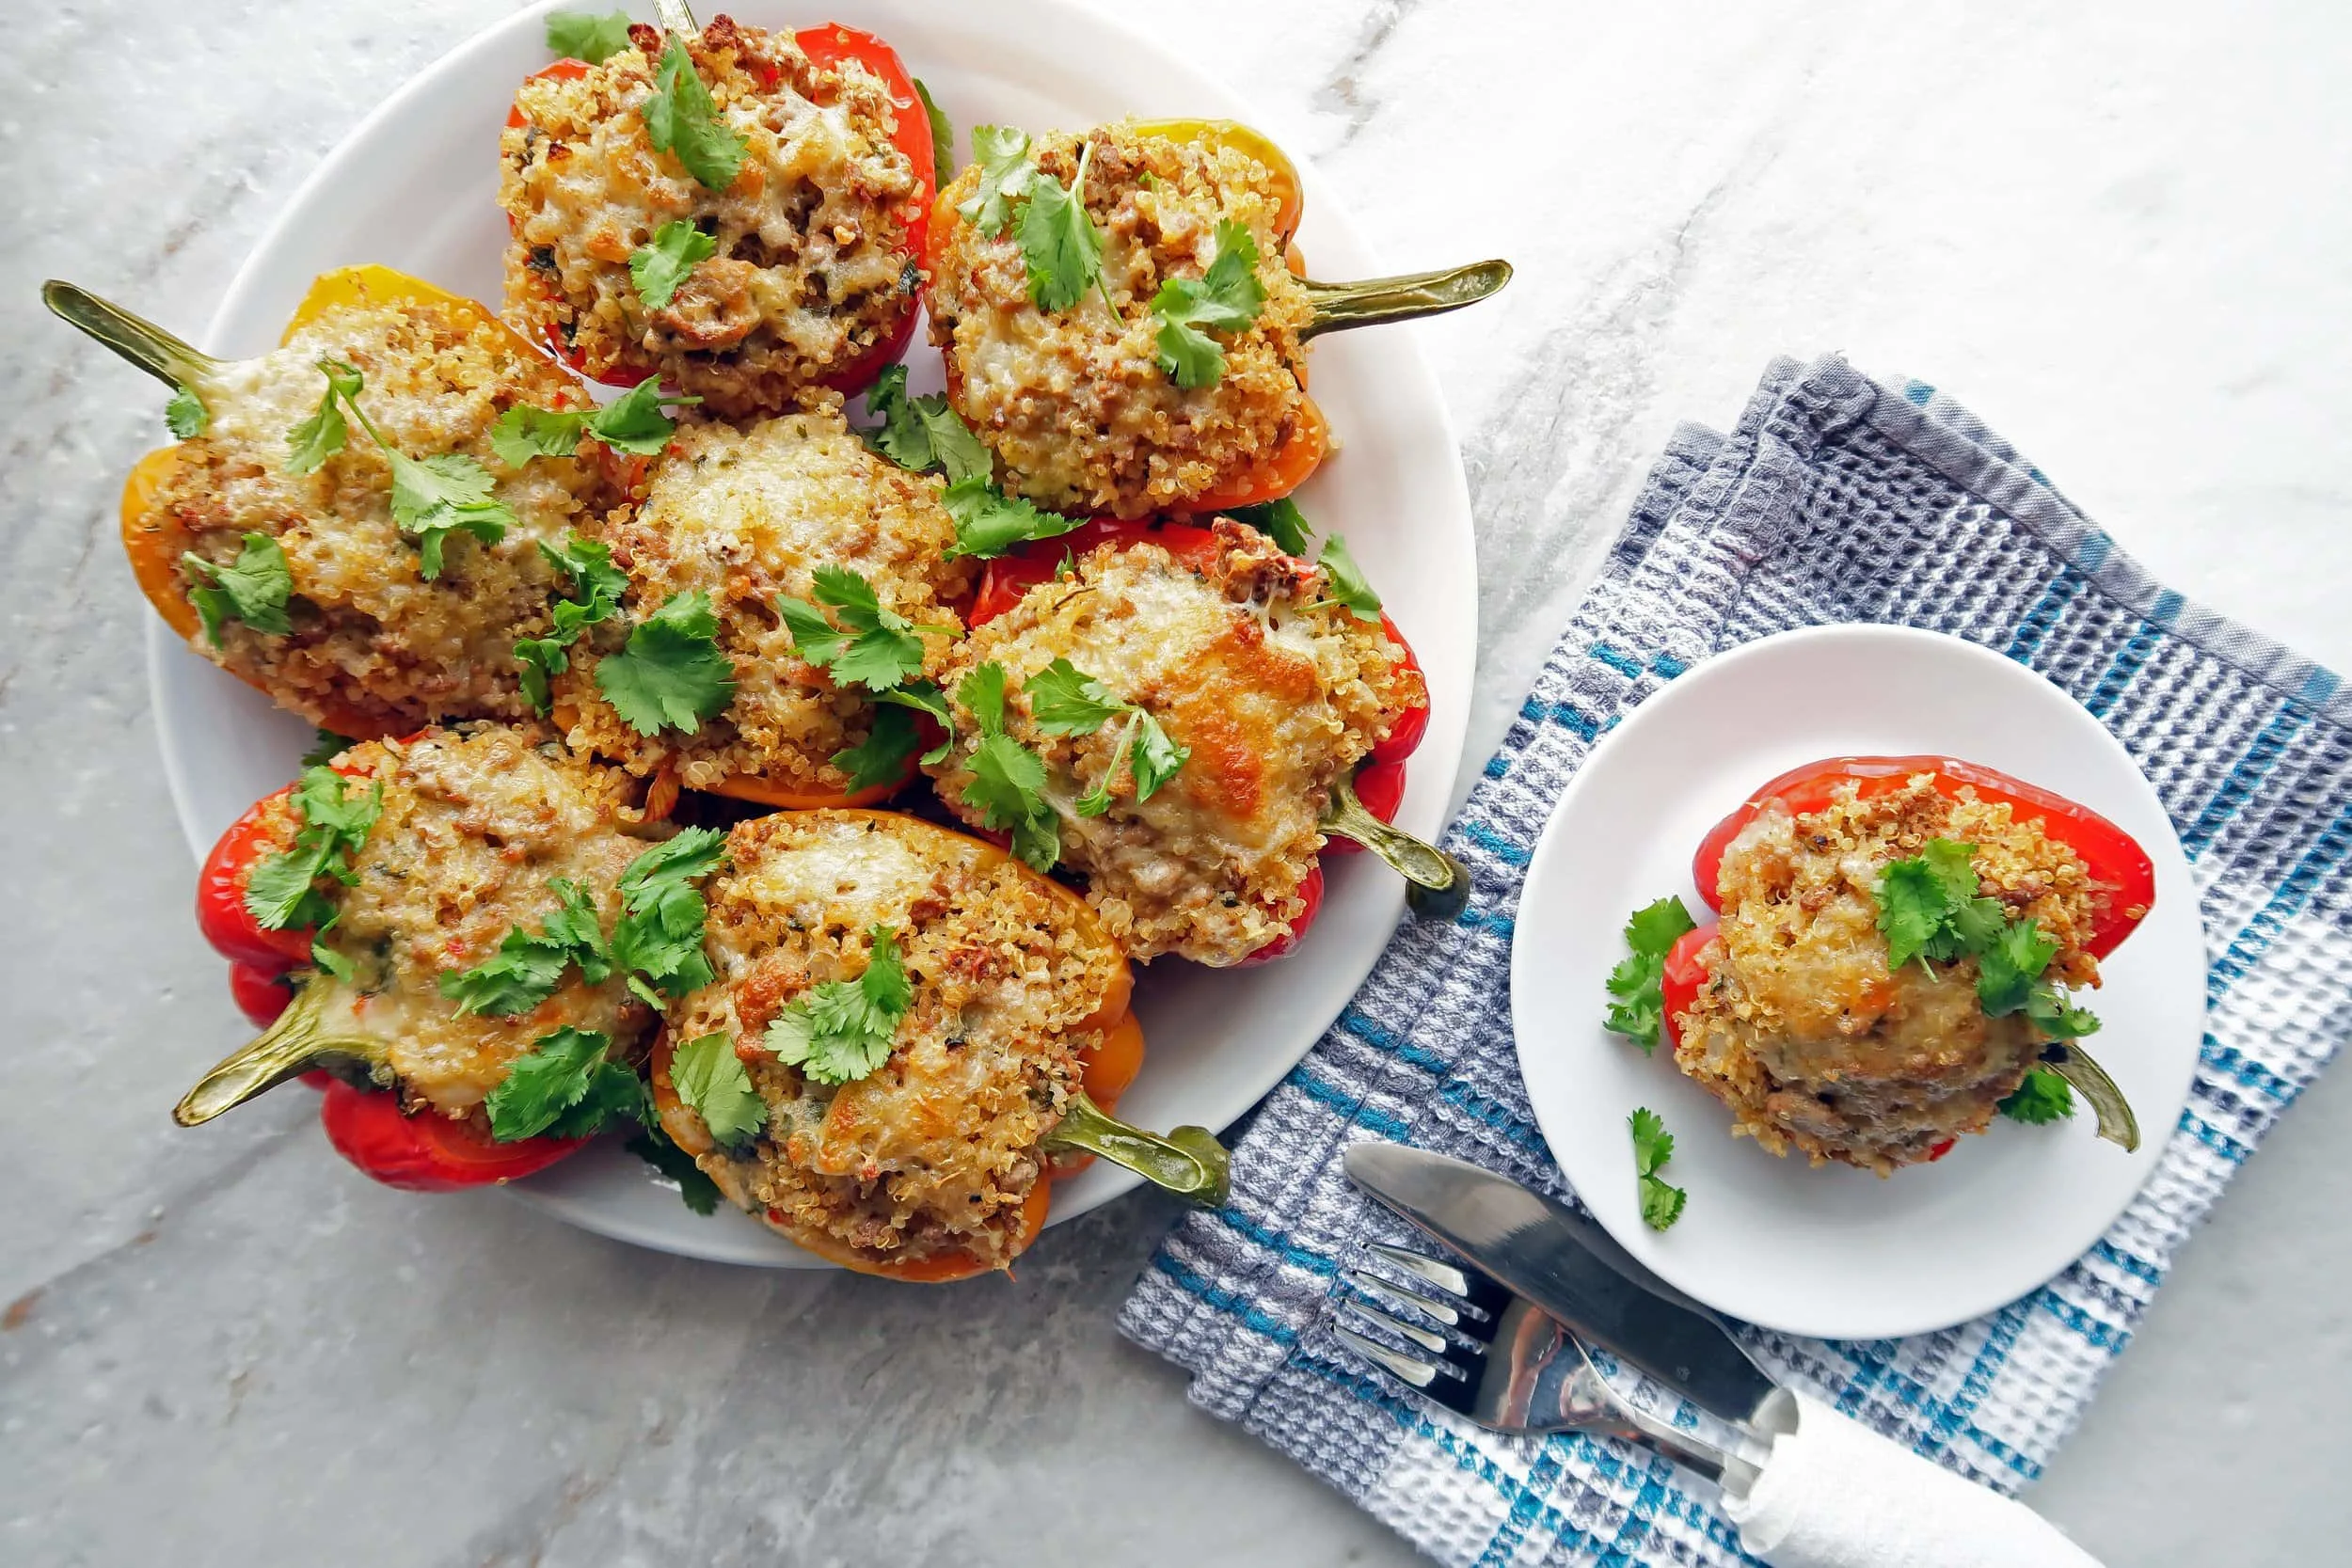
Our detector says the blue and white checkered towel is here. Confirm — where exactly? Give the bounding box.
[1119,355,2352,1566]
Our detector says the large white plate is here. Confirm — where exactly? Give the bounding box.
[1510,626,2202,1338]
[154,1,1477,1264]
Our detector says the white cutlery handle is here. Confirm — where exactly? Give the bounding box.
[1722,1393,2104,1568]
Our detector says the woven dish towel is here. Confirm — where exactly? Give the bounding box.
[1119,354,2352,1566]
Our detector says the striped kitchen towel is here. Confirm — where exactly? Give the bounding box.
[1119,355,2352,1566]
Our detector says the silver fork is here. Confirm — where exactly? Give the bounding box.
[1332,1242,1768,1489]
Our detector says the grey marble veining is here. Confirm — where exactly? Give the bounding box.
[3,3,2348,1564]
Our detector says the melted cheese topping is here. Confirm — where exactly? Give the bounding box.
[499,17,920,419]
[555,396,973,793]
[928,521,1422,964]
[144,293,609,734]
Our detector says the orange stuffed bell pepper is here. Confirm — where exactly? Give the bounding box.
[43,266,664,738]
[924,117,1510,518]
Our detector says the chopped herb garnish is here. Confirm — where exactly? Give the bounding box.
[914,77,954,175]
[516,535,628,714]
[641,37,746,192]
[595,589,736,736]
[629,219,720,310]
[765,926,913,1085]
[437,879,611,1017]
[490,379,701,467]
[955,662,1059,871]
[1629,1107,1687,1230]
[183,531,292,644]
[863,364,992,483]
[301,729,354,768]
[1602,896,1697,1053]
[1023,657,1188,816]
[958,124,1034,235]
[243,766,384,937]
[285,357,513,579]
[1152,219,1267,388]
[545,9,633,64]
[1997,1067,2076,1125]
[669,1028,767,1148]
[485,1026,646,1142]
[775,564,939,692]
[1229,497,1313,557]
[609,827,726,1004]
[1316,533,1383,622]
[941,474,1085,560]
[165,386,208,439]
[1016,137,1108,312]
[627,1127,723,1214]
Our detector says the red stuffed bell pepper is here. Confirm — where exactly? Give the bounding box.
[178,728,686,1191]
[501,13,935,417]
[1628,755,2148,1172]
[935,515,1461,968]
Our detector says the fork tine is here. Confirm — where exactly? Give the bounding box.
[1367,1241,1478,1300]
[1344,1266,1476,1329]
[1332,1323,1440,1387]
[1338,1293,1453,1355]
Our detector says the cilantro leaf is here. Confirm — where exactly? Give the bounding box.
[627,1127,723,1214]
[543,534,629,613]
[1629,1107,1687,1231]
[1977,918,2060,1017]
[832,705,927,792]
[485,1027,629,1142]
[641,38,746,192]
[165,386,208,439]
[1129,712,1187,801]
[1152,219,1267,388]
[958,124,1034,235]
[301,728,353,768]
[546,8,633,64]
[1316,533,1382,623]
[1997,1066,2076,1125]
[1229,497,1313,557]
[863,364,993,483]
[489,404,589,467]
[310,934,355,983]
[1024,657,1125,736]
[965,733,1057,870]
[547,1058,653,1139]
[629,219,719,310]
[1015,139,1106,312]
[1874,838,1981,969]
[242,768,385,937]
[2026,986,2101,1040]
[586,376,698,453]
[941,474,1085,560]
[765,926,913,1085]
[386,451,512,579]
[610,827,726,1001]
[774,565,931,692]
[668,1030,768,1148]
[914,77,954,176]
[959,660,1010,734]
[284,358,359,475]
[877,680,956,766]
[596,590,737,736]
[437,879,611,1016]
[183,531,293,644]
[1602,895,1697,1053]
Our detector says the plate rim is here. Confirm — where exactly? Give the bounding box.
[1508,623,2203,1338]
[151,0,1480,1265]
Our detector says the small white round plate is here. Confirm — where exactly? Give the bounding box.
[1510,626,2203,1338]
[154,1,1477,1263]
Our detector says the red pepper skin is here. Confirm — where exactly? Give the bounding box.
[1656,922,1717,1053]
[1368,611,1430,767]
[228,961,294,1028]
[1690,756,2155,960]
[1238,863,1326,967]
[317,1078,583,1192]
[196,786,313,971]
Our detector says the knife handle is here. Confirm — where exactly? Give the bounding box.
[1722,1393,2104,1568]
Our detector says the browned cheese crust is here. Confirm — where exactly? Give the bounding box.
[262,725,662,1121]
[926,122,1314,517]
[928,521,1421,965]
[664,812,1125,1273]
[500,17,922,419]
[554,398,973,795]
[148,293,610,734]
[1674,775,2107,1174]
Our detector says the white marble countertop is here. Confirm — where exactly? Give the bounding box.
[4,2,2348,1562]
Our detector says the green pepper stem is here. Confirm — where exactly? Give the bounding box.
[1321,769,1471,921]
[1041,1091,1230,1207]
[42,280,221,392]
[173,982,385,1127]
[2043,1038,2139,1151]
[1300,260,1513,340]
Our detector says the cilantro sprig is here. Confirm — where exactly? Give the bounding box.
[1315,534,1383,622]
[595,589,737,736]
[863,365,992,483]
[777,565,944,693]
[629,220,719,311]
[284,357,514,579]
[165,386,209,439]
[438,879,611,1017]
[1997,1068,2075,1125]
[545,9,632,64]
[491,377,700,466]
[183,532,292,645]
[1152,219,1268,388]
[1229,497,1313,557]
[941,476,1086,560]
[301,729,354,768]
[641,37,745,192]
[1629,1108,1687,1231]
[914,78,955,175]
[610,828,727,1005]
[485,1025,649,1142]
[955,662,1059,871]
[1601,896,1697,1053]
[516,535,629,714]
[244,766,385,977]
[628,1126,723,1213]
[1017,138,1109,313]
[1024,657,1188,816]
[766,925,914,1085]
[958,125,1035,236]
[669,1029,768,1148]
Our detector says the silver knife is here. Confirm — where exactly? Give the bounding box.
[1344,1143,1777,1425]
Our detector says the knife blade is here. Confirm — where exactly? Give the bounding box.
[1344,1143,1778,1424]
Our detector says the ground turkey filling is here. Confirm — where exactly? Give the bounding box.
[927,519,1421,966]
[554,397,971,796]
[660,812,1126,1274]
[276,724,661,1122]
[927,122,1315,517]
[500,16,922,420]
[147,293,610,734]
[1673,775,2109,1174]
